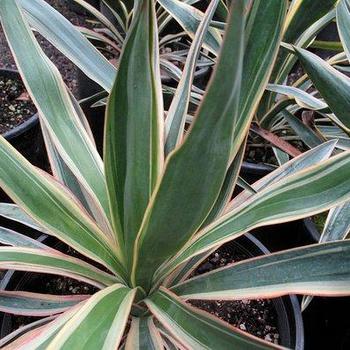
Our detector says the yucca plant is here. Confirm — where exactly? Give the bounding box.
[1,0,350,348]
[15,0,216,99]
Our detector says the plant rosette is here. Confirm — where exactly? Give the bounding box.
[0,0,350,349]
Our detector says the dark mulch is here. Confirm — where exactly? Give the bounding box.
[190,242,280,345]
[0,74,36,134]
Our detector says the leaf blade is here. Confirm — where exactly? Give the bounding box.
[132,0,245,290]
[146,288,278,350]
[173,241,350,300]
[104,0,164,266]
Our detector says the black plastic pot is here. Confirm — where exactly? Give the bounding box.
[302,296,350,350]
[240,161,320,251]
[0,233,304,349]
[0,69,46,202]
[232,234,304,349]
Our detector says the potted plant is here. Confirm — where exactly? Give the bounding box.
[1,0,350,348]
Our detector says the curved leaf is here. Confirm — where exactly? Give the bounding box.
[0,291,88,316]
[295,47,350,132]
[158,0,222,55]
[146,288,278,349]
[0,0,111,219]
[18,0,116,91]
[159,151,350,279]
[0,136,123,276]
[47,284,135,350]
[0,247,119,288]
[173,241,350,300]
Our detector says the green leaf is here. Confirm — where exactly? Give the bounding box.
[0,136,123,276]
[2,304,82,349]
[266,84,328,111]
[337,0,350,63]
[104,0,164,267]
[284,0,337,44]
[0,227,48,249]
[0,203,46,232]
[258,0,337,118]
[160,150,350,279]
[125,317,163,350]
[232,0,287,157]
[282,110,323,149]
[228,140,336,210]
[302,200,350,310]
[0,291,87,317]
[321,201,350,242]
[0,0,111,219]
[48,285,135,350]
[146,288,275,349]
[18,0,116,91]
[132,0,245,291]
[0,316,55,348]
[158,0,222,55]
[165,0,219,155]
[0,247,118,288]
[295,47,350,132]
[42,125,114,239]
[172,241,350,300]
[201,143,246,227]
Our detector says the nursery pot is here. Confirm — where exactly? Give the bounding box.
[0,69,46,202]
[221,234,304,349]
[302,295,350,349]
[240,161,320,251]
[0,233,304,349]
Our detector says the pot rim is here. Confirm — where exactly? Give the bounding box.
[0,68,39,141]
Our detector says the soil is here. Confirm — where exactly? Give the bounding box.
[190,241,280,345]
[0,74,36,134]
[11,273,98,331]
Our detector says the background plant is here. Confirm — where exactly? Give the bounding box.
[0,0,350,349]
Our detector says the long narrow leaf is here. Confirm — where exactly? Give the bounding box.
[47,285,135,350]
[0,203,46,232]
[125,317,163,350]
[0,291,87,317]
[158,0,222,55]
[232,0,287,157]
[159,151,350,279]
[165,0,219,155]
[0,0,111,219]
[146,288,278,349]
[173,241,350,300]
[295,47,350,131]
[227,140,336,211]
[18,0,116,91]
[0,136,123,275]
[0,247,119,288]
[0,227,49,250]
[132,0,245,291]
[104,0,164,266]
